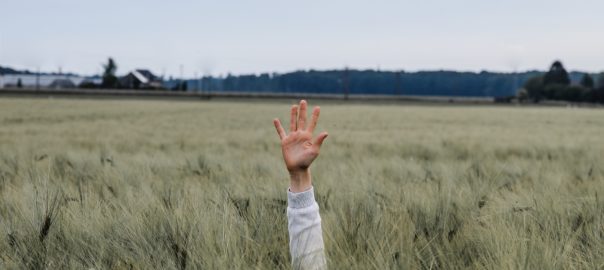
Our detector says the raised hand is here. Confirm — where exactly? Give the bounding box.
[273,100,328,192]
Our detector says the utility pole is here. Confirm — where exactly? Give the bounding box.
[513,68,519,97]
[194,71,200,92]
[395,71,402,96]
[179,64,184,91]
[342,67,349,100]
[202,71,213,96]
[201,74,207,95]
[36,67,40,90]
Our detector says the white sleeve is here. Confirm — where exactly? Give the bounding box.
[287,186,327,270]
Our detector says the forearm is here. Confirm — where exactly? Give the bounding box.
[287,187,326,270]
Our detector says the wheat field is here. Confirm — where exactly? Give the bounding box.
[0,97,603,269]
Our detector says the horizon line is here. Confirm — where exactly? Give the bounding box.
[1,64,602,79]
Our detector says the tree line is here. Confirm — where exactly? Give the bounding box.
[520,61,604,103]
[195,70,536,98]
[195,62,602,102]
[5,58,603,103]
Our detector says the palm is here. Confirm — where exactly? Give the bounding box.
[273,100,328,173]
[282,130,317,171]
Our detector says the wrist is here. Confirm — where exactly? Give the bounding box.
[288,169,311,193]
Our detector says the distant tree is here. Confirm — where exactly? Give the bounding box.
[16,78,23,88]
[79,81,97,89]
[579,74,596,102]
[551,85,586,102]
[597,73,604,89]
[543,61,570,86]
[102,58,118,88]
[580,74,594,89]
[596,88,604,104]
[543,84,564,100]
[171,80,188,91]
[516,88,529,102]
[522,75,544,102]
[595,73,604,103]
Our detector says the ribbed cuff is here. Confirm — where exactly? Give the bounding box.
[287,186,316,209]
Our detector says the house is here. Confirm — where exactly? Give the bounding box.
[119,69,163,89]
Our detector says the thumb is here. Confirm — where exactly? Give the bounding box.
[314,132,328,148]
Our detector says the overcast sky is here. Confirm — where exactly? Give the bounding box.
[1,0,602,77]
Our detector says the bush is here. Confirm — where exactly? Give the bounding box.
[79,82,98,89]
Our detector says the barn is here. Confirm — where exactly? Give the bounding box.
[119,69,163,89]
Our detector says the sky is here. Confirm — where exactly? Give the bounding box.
[1,0,603,77]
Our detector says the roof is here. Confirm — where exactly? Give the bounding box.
[132,69,159,82]
[136,69,156,79]
[131,70,149,84]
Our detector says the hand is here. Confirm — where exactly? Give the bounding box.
[273,100,328,192]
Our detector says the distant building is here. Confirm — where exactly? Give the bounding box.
[119,69,163,89]
[0,74,86,89]
[78,77,103,88]
[49,78,76,89]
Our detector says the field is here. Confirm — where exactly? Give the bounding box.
[0,97,603,269]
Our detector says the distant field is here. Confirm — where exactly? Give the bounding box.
[1,98,603,269]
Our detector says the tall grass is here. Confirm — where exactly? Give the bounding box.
[0,98,603,269]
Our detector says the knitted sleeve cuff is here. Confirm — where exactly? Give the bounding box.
[287,186,316,209]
